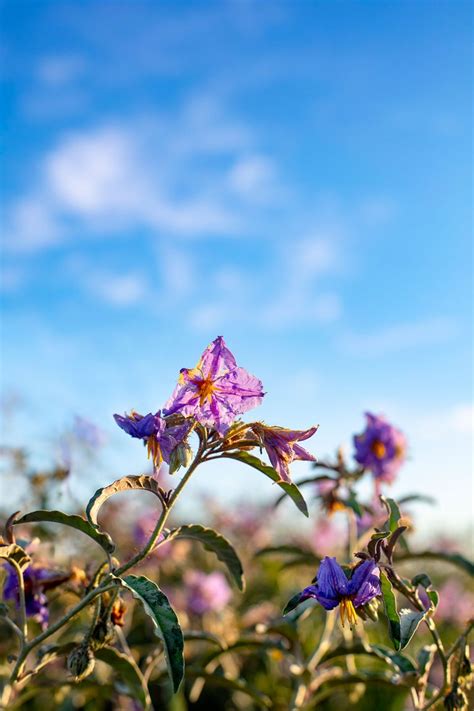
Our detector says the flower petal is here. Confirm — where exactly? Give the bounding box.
[348,560,381,607]
[316,556,349,598]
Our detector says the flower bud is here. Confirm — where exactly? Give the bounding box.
[67,643,95,681]
[444,685,468,711]
[90,617,115,649]
[169,443,193,474]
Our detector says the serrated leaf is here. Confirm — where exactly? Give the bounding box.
[226,452,308,517]
[399,608,426,649]
[0,543,31,571]
[165,524,244,590]
[380,571,401,650]
[86,475,167,527]
[13,510,115,555]
[95,646,151,710]
[380,496,401,532]
[119,574,184,693]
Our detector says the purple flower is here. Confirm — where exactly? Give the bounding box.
[114,410,191,468]
[250,423,318,483]
[184,571,232,615]
[164,336,264,436]
[3,565,61,630]
[288,557,380,626]
[353,412,406,484]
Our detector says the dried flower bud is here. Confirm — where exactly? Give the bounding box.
[90,618,115,649]
[111,598,127,627]
[67,643,95,681]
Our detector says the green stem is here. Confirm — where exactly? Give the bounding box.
[114,448,203,577]
[8,559,27,641]
[1,583,116,707]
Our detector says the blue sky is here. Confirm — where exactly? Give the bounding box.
[1,1,472,532]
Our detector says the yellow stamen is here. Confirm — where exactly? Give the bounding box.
[339,598,357,627]
[196,378,217,406]
[146,436,163,468]
[371,440,386,459]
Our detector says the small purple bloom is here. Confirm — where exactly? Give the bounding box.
[353,412,406,484]
[114,410,191,468]
[164,336,264,436]
[3,565,60,630]
[184,571,232,615]
[250,423,318,483]
[289,557,380,626]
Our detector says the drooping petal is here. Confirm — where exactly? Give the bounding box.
[348,559,381,607]
[316,557,349,599]
[114,412,162,439]
[292,443,317,462]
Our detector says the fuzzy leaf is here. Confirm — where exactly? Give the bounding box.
[13,510,115,555]
[412,573,439,610]
[227,452,308,517]
[165,524,244,590]
[119,575,184,693]
[95,646,151,710]
[86,475,167,527]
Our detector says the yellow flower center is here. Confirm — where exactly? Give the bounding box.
[339,597,357,627]
[196,378,217,406]
[371,440,386,459]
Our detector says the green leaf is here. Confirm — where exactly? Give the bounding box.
[417,644,437,678]
[183,631,226,649]
[95,646,151,710]
[412,573,439,610]
[282,591,305,615]
[165,524,244,591]
[119,574,184,693]
[345,490,363,517]
[395,551,474,577]
[0,543,31,571]
[13,510,115,556]
[227,452,308,517]
[380,571,401,650]
[399,609,426,649]
[86,475,167,527]
[380,496,401,532]
[370,644,417,673]
[397,494,436,506]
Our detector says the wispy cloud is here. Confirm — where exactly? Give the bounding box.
[3,98,283,253]
[340,317,459,357]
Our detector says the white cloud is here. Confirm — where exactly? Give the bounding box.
[341,317,458,357]
[408,403,474,440]
[3,98,287,253]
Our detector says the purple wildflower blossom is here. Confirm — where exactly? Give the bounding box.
[114,410,191,468]
[164,336,264,436]
[290,557,380,626]
[3,565,60,630]
[184,571,232,615]
[250,423,318,483]
[353,412,406,484]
